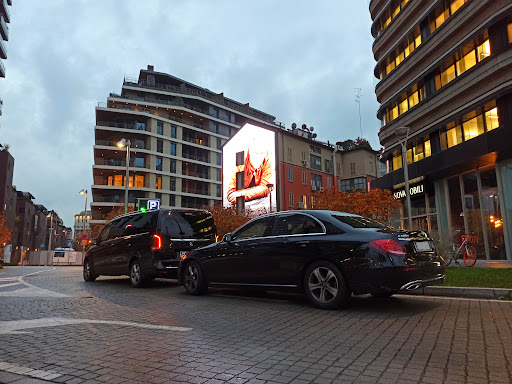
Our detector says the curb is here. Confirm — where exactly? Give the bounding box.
[400,286,512,300]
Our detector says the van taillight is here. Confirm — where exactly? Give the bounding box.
[152,234,162,251]
[215,235,219,243]
[369,239,407,257]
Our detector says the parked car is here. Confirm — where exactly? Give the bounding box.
[179,210,445,309]
[84,209,217,287]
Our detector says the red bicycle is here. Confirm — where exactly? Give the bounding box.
[444,235,478,267]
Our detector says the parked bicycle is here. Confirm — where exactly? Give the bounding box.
[444,235,478,267]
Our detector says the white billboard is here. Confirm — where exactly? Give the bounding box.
[223,123,277,213]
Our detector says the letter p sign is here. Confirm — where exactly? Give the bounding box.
[147,199,160,210]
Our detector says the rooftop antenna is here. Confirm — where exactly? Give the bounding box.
[354,88,364,138]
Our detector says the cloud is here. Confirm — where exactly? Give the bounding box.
[1,0,380,229]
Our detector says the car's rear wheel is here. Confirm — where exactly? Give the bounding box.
[304,261,350,309]
[83,259,97,282]
[183,261,207,295]
[130,259,147,288]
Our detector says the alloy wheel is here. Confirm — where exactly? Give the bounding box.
[131,262,141,285]
[308,267,339,303]
[84,262,91,279]
[185,264,198,291]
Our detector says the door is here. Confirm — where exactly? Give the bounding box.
[203,216,274,284]
[91,220,118,274]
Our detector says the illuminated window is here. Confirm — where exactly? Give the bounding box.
[386,61,396,75]
[399,98,408,114]
[156,177,162,190]
[383,16,391,29]
[440,65,456,87]
[450,0,465,14]
[413,143,424,162]
[508,24,512,44]
[415,34,421,48]
[392,154,402,170]
[392,5,400,18]
[408,92,419,108]
[395,51,405,66]
[441,124,463,149]
[431,9,450,33]
[424,140,431,157]
[477,40,491,61]
[127,176,133,187]
[108,176,113,186]
[462,113,484,140]
[456,50,476,75]
[114,175,123,187]
[485,107,499,131]
[406,149,413,165]
[390,106,399,121]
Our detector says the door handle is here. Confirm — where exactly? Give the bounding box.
[297,241,310,247]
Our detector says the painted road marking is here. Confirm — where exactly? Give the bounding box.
[0,317,192,335]
[0,361,62,381]
[0,269,69,298]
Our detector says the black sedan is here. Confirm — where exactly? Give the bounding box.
[178,210,445,309]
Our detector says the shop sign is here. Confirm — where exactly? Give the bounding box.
[394,184,424,199]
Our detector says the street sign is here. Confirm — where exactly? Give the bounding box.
[40,243,45,248]
[147,199,160,210]
[67,240,73,247]
[82,233,88,240]
[81,240,88,246]
[137,198,161,212]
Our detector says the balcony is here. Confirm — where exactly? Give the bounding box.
[1,0,10,23]
[123,78,275,123]
[0,39,6,60]
[96,121,147,131]
[95,158,147,168]
[0,99,2,116]
[0,60,4,78]
[182,135,209,147]
[95,139,147,150]
[0,15,8,40]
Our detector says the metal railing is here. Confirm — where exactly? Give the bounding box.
[182,170,209,179]
[182,135,209,147]
[0,15,8,40]
[0,39,7,59]
[123,78,275,123]
[95,140,146,150]
[182,153,210,163]
[94,158,147,168]
[182,188,210,196]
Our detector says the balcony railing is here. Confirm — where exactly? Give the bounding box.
[0,15,8,40]
[182,135,209,147]
[92,196,138,203]
[94,158,147,168]
[182,188,210,196]
[0,39,7,60]
[181,200,209,209]
[0,60,4,78]
[182,153,209,163]
[182,170,209,179]
[95,140,146,150]
[123,78,275,123]
[1,0,10,23]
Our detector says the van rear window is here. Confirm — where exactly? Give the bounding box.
[332,215,385,229]
[159,211,216,239]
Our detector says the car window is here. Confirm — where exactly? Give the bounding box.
[98,222,112,243]
[272,214,307,236]
[303,217,324,234]
[233,217,273,240]
[159,211,216,239]
[124,212,158,236]
[332,215,385,228]
[108,217,130,239]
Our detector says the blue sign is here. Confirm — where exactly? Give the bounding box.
[67,240,73,247]
[147,199,160,210]
[40,243,45,248]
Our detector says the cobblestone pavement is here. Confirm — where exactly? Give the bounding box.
[0,266,511,384]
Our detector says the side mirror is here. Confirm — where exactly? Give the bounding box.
[224,233,232,242]
[92,239,97,245]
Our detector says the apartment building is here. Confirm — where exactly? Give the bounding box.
[73,210,90,242]
[370,0,512,260]
[0,0,11,116]
[91,66,280,224]
[223,123,380,213]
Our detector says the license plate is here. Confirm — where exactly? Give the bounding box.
[177,251,186,259]
[414,241,432,252]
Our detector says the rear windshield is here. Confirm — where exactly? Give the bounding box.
[332,215,385,229]
[159,211,216,239]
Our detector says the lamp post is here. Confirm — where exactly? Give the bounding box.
[79,189,88,249]
[395,127,413,231]
[266,183,274,213]
[46,212,54,251]
[117,139,131,214]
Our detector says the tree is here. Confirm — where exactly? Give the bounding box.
[312,188,401,223]
[89,203,134,240]
[0,213,11,254]
[207,205,252,238]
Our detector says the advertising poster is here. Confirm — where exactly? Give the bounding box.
[223,123,277,213]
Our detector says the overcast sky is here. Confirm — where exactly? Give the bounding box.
[1,0,380,231]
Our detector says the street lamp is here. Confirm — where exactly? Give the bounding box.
[117,138,131,214]
[46,212,54,251]
[266,183,274,213]
[79,189,88,248]
[395,127,413,231]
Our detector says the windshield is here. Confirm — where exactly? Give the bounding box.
[159,211,216,239]
[332,215,385,229]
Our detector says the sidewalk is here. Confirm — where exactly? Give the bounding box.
[401,259,512,300]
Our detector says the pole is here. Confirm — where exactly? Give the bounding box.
[269,192,272,213]
[124,145,130,214]
[48,215,53,251]
[84,190,88,227]
[398,134,413,231]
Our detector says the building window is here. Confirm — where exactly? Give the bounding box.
[287,147,292,162]
[217,154,222,166]
[135,158,145,168]
[157,122,163,135]
[326,177,331,189]
[211,123,219,134]
[134,175,144,188]
[301,195,308,209]
[216,169,221,181]
[340,177,366,192]
[114,175,123,186]
[392,153,402,171]
[170,143,176,156]
[485,105,499,131]
[289,192,294,207]
[156,177,162,190]
[170,160,176,173]
[217,185,221,197]
[169,195,175,206]
[376,0,410,36]
[311,174,322,190]
[157,139,163,153]
[288,168,293,182]
[430,0,467,34]
[350,162,356,176]
[171,125,177,138]
[217,138,222,150]
[508,24,512,44]
[156,157,162,171]
[302,171,307,185]
[385,82,426,123]
[170,177,176,191]
[136,122,145,131]
[462,112,484,141]
[381,28,422,79]
[310,155,322,171]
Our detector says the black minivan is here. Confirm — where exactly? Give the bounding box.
[83,209,217,287]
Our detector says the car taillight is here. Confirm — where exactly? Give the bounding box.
[215,235,219,243]
[152,234,162,251]
[369,239,407,257]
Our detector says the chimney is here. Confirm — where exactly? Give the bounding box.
[147,65,154,71]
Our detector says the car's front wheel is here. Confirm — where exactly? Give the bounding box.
[183,261,207,295]
[130,259,147,288]
[83,259,97,282]
[304,261,350,309]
